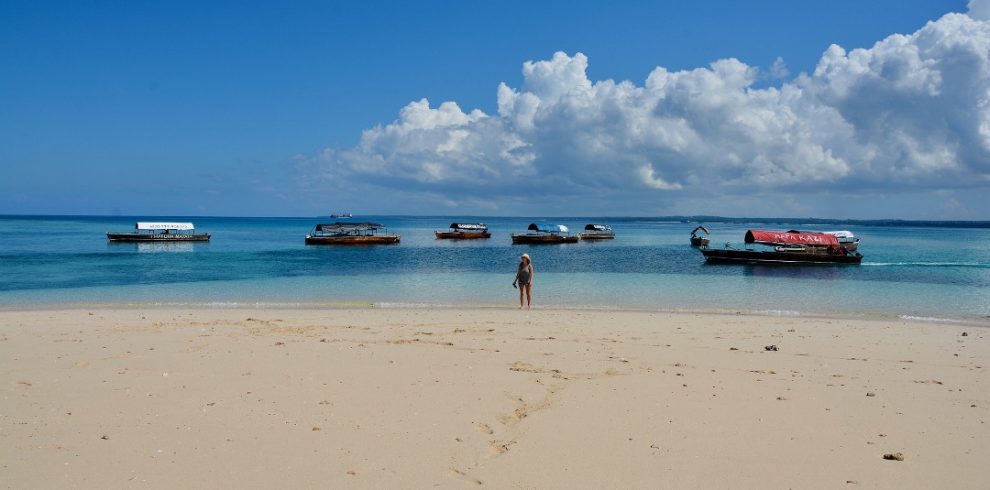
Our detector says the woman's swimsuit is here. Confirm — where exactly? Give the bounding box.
[517,265,532,286]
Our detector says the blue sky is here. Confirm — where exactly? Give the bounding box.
[2,0,987,218]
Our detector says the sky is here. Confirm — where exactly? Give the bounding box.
[2,0,988,219]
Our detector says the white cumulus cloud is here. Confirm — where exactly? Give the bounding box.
[307,9,990,216]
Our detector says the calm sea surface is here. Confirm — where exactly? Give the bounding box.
[1,216,988,321]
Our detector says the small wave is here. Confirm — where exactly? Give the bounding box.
[898,315,970,324]
[750,309,803,317]
[373,301,454,309]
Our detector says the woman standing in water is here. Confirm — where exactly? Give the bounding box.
[513,253,534,308]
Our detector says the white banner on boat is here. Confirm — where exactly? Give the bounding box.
[136,222,195,231]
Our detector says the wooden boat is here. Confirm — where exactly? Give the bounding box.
[700,229,862,264]
[305,222,400,245]
[107,222,210,242]
[435,222,491,239]
[579,224,614,240]
[690,225,710,247]
[511,223,579,244]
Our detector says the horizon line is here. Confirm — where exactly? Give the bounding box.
[2,213,990,227]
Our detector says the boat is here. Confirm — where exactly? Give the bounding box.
[107,222,210,242]
[825,230,860,252]
[328,212,352,219]
[690,226,710,247]
[700,229,863,264]
[435,223,491,239]
[511,223,579,244]
[305,222,399,245]
[579,224,614,240]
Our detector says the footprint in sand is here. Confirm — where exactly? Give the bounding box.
[449,468,482,485]
[488,439,516,457]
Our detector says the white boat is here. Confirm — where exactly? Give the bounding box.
[107,222,210,242]
[825,230,859,252]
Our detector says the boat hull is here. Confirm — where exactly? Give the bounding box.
[511,234,579,244]
[578,233,614,240]
[107,233,210,242]
[305,235,400,245]
[435,231,491,240]
[701,248,862,264]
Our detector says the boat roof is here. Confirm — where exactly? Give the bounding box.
[584,224,612,231]
[528,223,568,233]
[136,222,195,231]
[745,229,840,246]
[449,223,487,230]
[315,222,384,232]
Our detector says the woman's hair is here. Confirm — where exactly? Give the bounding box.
[518,256,530,270]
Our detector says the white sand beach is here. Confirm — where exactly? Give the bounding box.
[1,307,987,488]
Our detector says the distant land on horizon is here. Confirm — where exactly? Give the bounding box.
[3,214,990,229]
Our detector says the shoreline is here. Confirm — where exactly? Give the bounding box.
[2,301,989,327]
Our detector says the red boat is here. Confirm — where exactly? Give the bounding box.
[701,229,863,264]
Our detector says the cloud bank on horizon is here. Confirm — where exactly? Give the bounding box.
[307,2,990,216]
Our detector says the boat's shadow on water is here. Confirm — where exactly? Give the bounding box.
[107,242,205,253]
[704,262,845,280]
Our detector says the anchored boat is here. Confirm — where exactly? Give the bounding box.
[690,226,710,247]
[305,222,400,245]
[701,229,863,264]
[107,222,210,242]
[435,223,491,240]
[511,223,579,244]
[824,230,860,252]
[578,224,614,240]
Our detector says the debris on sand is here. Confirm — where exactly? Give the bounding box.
[882,452,904,461]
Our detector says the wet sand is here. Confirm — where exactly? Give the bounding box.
[1,307,987,488]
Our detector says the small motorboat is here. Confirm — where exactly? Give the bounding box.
[578,224,615,240]
[825,230,860,252]
[435,223,491,240]
[107,222,210,242]
[511,223,579,244]
[690,226,710,247]
[305,222,399,245]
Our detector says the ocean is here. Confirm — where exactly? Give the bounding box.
[1,215,988,321]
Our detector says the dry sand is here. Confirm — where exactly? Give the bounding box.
[0,307,987,489]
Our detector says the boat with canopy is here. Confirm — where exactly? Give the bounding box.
[305,222,400,245]
[690,225,710,247]
[700,229,863,264]
[511,223,579,244]
[106,222,210,242]
[435,223,491,240]
[824,230,860,252]
[578,224,615,240]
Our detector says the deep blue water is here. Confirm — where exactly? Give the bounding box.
[1,215,988,320]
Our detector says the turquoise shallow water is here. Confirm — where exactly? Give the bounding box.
[1,216,988,320]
